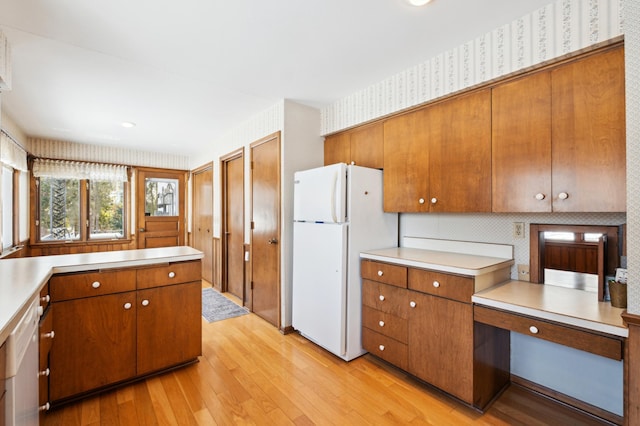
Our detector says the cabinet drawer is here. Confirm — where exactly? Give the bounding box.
[362,328,407,370]
[361,260,407,288]
[39,309,53,368]
[474,306,624,360]
[137,260,201,289]
[362,305,408,343]
[409,268,473,303]
[362,280,408,319]
[50,270,136,301]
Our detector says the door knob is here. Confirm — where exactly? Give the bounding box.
[268,238,278,245]
[139,228,145,232]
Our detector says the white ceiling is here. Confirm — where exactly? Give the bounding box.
[0,0,553,157]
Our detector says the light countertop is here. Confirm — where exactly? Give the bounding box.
[473,280,628,337]
[0,246,203,344]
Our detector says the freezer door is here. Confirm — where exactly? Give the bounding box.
[292,222,347,357]
[293,163,346,223]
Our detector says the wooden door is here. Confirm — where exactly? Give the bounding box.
[551,45,626,212]
[323,132,350,166]
[492,72,552,212]
[222,151,244,299]
[383,109,430,212]
[136,282,201,375]
[350,122,383,169]
[407,291,474,404]
[192,163,214,283]
[136,168,187,248]
[250,133,281,327]
[50,292,137,401]
[428,89,491,212]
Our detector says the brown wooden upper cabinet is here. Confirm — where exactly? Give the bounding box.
[383,89,492,213]
[324,122,383,169]
[492,45,625,213]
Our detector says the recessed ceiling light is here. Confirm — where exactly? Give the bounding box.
[408,0,432,6]
[121,121,136,128]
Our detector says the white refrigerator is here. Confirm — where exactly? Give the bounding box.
[292,163,398,361]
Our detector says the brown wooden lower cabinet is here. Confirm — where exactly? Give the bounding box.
[361,260,510,410]
[48,260,202,404]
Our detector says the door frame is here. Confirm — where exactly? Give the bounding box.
[250,132,281,329]
[191,161,214,285]
[220,148,244,296]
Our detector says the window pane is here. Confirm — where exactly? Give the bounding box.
[39,177,80,241]
[544,231,574,241]
[2,166,13,249]
[145,178,178,216]
[89,180,124,239]
[19,171,29,241]
[584,233,604,242]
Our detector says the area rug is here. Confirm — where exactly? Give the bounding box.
[202,287,249,323]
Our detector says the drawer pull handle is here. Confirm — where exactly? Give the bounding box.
[39,368,50,377]
[379,320,385,327]
[41,294,51,303]
[379,295,385,301]
[431,197,437,204]
[418,198,425,204]
[535,193,546,201]
[92,281,101,289]
[39,403,51,412]
[142,299,150,307]
[529,326,539,334]
[432,281,440,288]
[43,331,55,339]
[377,270,383,277]
[168,271,176,278]
[124,302,132,310]
[409,301,416,308]
[558,192,569,200]
[379,345,385,351]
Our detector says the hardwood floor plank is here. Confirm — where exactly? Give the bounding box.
[131,380,159,426]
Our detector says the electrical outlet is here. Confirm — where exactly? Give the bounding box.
[518,264,530,281]
[513,222,525,239]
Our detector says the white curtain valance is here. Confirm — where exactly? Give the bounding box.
[0,130,27,171]
[32,158,128,182]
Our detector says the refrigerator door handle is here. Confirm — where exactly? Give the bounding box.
[331,171,338,223]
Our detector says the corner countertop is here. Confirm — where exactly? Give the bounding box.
[0,246,203,345]
[472,280,628,337]
[360,247,514,276]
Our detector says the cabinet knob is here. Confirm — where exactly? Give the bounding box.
[377,270,383,277]
[409,301,416,308]
[431,197,437,204]
[37,306,44,317]
[39,368,50,377]
[92,281,101,289]
[379,320,385,327]
[39,403,51,412]
[124,302,132,310]
[558,192,569,200]
[418,198,425,204]
[141,299,150,307]
[379,295,385,301]
[41,294,51,303]
[168,271,176,278]
[350,161,356,165]
[43,331,55,339]
[432,281,440,288]
[535,193,546,201]
[529,326,539,334]
[379,345,385,351]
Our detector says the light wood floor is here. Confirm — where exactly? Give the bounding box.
[44,289,612,426]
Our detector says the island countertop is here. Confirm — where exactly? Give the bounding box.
[0,246,203,344]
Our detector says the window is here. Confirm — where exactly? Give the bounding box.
[0,130,28,252]
[33,159,129,244]
[1,165,13,249]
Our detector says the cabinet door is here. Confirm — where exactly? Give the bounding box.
[137,281,202,375]
[350,123,384,169]
[407,291,473,404]
[324,132,350,166]
[551,46,626,212]
[429,89,492,212]
[50,292,136,401]
[492,72,552,212]
[383,108,430,212]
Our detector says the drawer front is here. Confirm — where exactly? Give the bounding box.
[409,268,474,303]
[361,260,407,288]
[137,260,202,289]
[40,281,51,311]
[362,305,408,343]
[50,269,136,301]
[362,280,408,319]
[474,306,624,361]
[363,328,408,370]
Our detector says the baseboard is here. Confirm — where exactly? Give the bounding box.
[280,325,295,335]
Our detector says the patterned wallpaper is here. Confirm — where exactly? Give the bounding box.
[320,0,624,135]
[29,138,190,170]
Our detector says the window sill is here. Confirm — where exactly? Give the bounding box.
[0,245,26,259]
